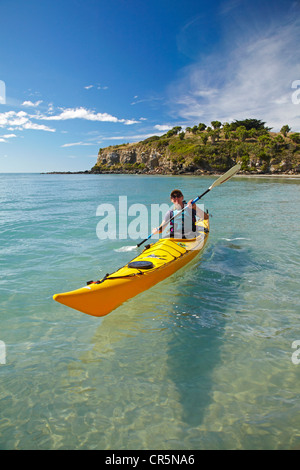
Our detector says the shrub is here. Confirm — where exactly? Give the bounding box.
[290,133,300,144]
[142,135,160,144]
[240,155,250,171]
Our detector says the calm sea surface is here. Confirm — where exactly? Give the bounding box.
[0,173,299,450]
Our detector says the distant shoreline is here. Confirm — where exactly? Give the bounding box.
[42,170,300,178]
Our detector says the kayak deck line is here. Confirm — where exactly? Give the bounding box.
[89,233,203,284]
[53,217,210,317]
[85,240,190,285]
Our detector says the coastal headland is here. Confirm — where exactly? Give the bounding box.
[47,119,300,176]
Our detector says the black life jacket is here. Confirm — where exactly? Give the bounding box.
[169,201,196,238]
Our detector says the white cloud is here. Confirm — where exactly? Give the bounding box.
[131,95,163,106]
[0,101,139,144]
[61,142,95,147]
[47,103,54,114]
[38,107,139,125]
[123,119,139,125]
[39,107,117,122]
[22,100,43,107]
[154,124,172,131]
[0,111,26,128]
[84,84,108,90]
[23,122,55,132]
[0,133,17,143]
[168,2,300,131]
[1,133,17,139]
[0,110,55,132]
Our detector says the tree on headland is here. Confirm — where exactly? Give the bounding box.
[248,128,258,139]
[166,126,182,137]
[201,133,208,145]
[236,126,248,142]
[208,129,220,144]
[230,119,269,131]
[280,125,291,137]
[211,120,222,130]
[222,123,231,139]
[274,134,285,149]
[258,134,272,146]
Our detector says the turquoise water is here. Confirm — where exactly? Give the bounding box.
[0,173,299,450]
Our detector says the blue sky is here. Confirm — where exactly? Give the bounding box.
[0,0,299,172]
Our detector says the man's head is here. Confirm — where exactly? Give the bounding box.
[170,189,183,201]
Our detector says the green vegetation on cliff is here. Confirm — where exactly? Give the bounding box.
[91,119,300,175]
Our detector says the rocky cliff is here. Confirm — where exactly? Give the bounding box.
[95,143,170,174]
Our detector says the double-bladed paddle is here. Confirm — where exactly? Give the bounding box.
[136,163,241,248]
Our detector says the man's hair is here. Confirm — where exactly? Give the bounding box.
[170,189,183,198]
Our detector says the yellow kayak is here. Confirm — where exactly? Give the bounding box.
[53,217,209,317]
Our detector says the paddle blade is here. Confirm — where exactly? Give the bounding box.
[209,163,241,190]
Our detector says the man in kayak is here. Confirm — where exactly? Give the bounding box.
[152,189,208,239]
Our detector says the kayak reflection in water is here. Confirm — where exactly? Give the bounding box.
[152,189,209,239]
